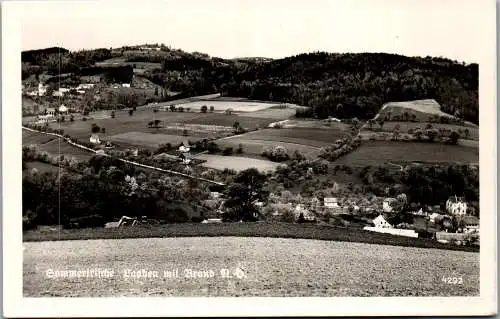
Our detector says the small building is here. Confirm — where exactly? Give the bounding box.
[294,204,316,222]
[462,216,479,233]
[383,198,398,213]
[324,197,339,208]
[122,83,131,88]
[59,104,68,114]
[429,212,441,224]
[446,196,467,216]
[45,108,56,116]
[373,214,393,228]
[90,134,100,144]
[210,192,222,199]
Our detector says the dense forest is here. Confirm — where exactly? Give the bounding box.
[22,47,479,123]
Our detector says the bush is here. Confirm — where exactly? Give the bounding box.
[82,117,87,121]
[207,142,220,154]
[222,147,234,156]
[236,144,243,154]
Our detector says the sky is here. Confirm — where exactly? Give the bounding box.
[15,0,493,63]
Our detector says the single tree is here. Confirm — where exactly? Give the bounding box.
[111,111,115,118]
[91,123,100,133]
[101,127,106,134]
[129,109,134,116]
[154,87,159,96]
[223,168,268,221]
[182,129,188,136]
[70,115,74,122]
[170,105,176,112]
[201,105,208,113]
[449,131,460,145]
[154,119,161,128]
[148,121,154,128]
[209,106,215,113]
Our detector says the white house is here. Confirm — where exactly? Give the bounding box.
[429,212,441,224]
[324,197,339,208]
[383,198,398,213]
[294,204,316,222]
[38,82,48,96]
[90,134,100,144]
[59,104,68,114]
[77,83,95,90]
[372,214,393,228]
[122,83,131,88]
[45,108,56,116]
[462,216,479,233]
[446,196,467,216]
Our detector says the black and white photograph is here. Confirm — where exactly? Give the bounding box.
[2,0,497,317]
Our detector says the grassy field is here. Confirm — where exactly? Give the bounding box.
[22,130,56,145]
[36,139,95,161]
[23,236,479,297]
[195,154,280,172]
[183,114,277,130]
[217,138,321,159]
[222,128,350,148]
[23,161,60,176]
[335,141,479,166]
[233,108,296,119]
[176,100,278,112]
[108,131,204,148]
[363,122,479,141]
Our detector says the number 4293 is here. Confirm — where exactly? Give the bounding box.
[441,276,463,284]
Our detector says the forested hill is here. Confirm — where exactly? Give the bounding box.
[221,52,478,123]
[21,46,479,124]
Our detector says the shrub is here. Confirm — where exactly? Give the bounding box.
[207,142,220,154]
[182,129,188,136]
[209,106,215,112]
[178,107,184,112]
[201,105,208,113]
[222,147,234,156]
[236,144,243,154]
[82,117,87,121]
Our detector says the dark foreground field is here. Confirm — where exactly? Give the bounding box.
[23,237,479,297]
[23,222,478,252]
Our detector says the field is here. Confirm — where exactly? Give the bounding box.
[217,138,321,159]
[182,114,277,130]
[222,128,350,147]
[22,130,56,145]
[23,161,60,176]
[240,108,296,119]
[23,236,479,297]
[109,131,203,148]
[36,139,94,161]
[335,141,479,166]
[173,100,279,112]
[363,121,479,141]
[195,154,280,172]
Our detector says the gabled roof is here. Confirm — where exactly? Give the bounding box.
[462,216,479,225]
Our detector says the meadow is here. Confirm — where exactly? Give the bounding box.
[195,154,280,172]
[23,236,479,297]
[334,141,479,166]
[363,121,479,141]
[109,131,204,148]
[216,138,322,159]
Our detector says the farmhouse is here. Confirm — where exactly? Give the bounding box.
[372,214,392,228]
[294,204,316,222]
[90,134,101,144]
[383,198,397,213]
[429,212,442,224]
[462,216,479,233]
[59,104,68,114]
[446,196,467,216]
[324,197,339,208]
[122,83,131,88]
[45,108,56,116]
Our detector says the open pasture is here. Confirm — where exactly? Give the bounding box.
[175,100,278,113]
[223,128,350,147]
[36,139,94,161]
[363,121,479,141]
[108,131,203,149]
[217,138,321,159]
[243,107,297,119]
[182,114,277,130]
[22,130,56,145]
[335,141,479,166]
[23,237,478,297]
[195,154,280,172]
